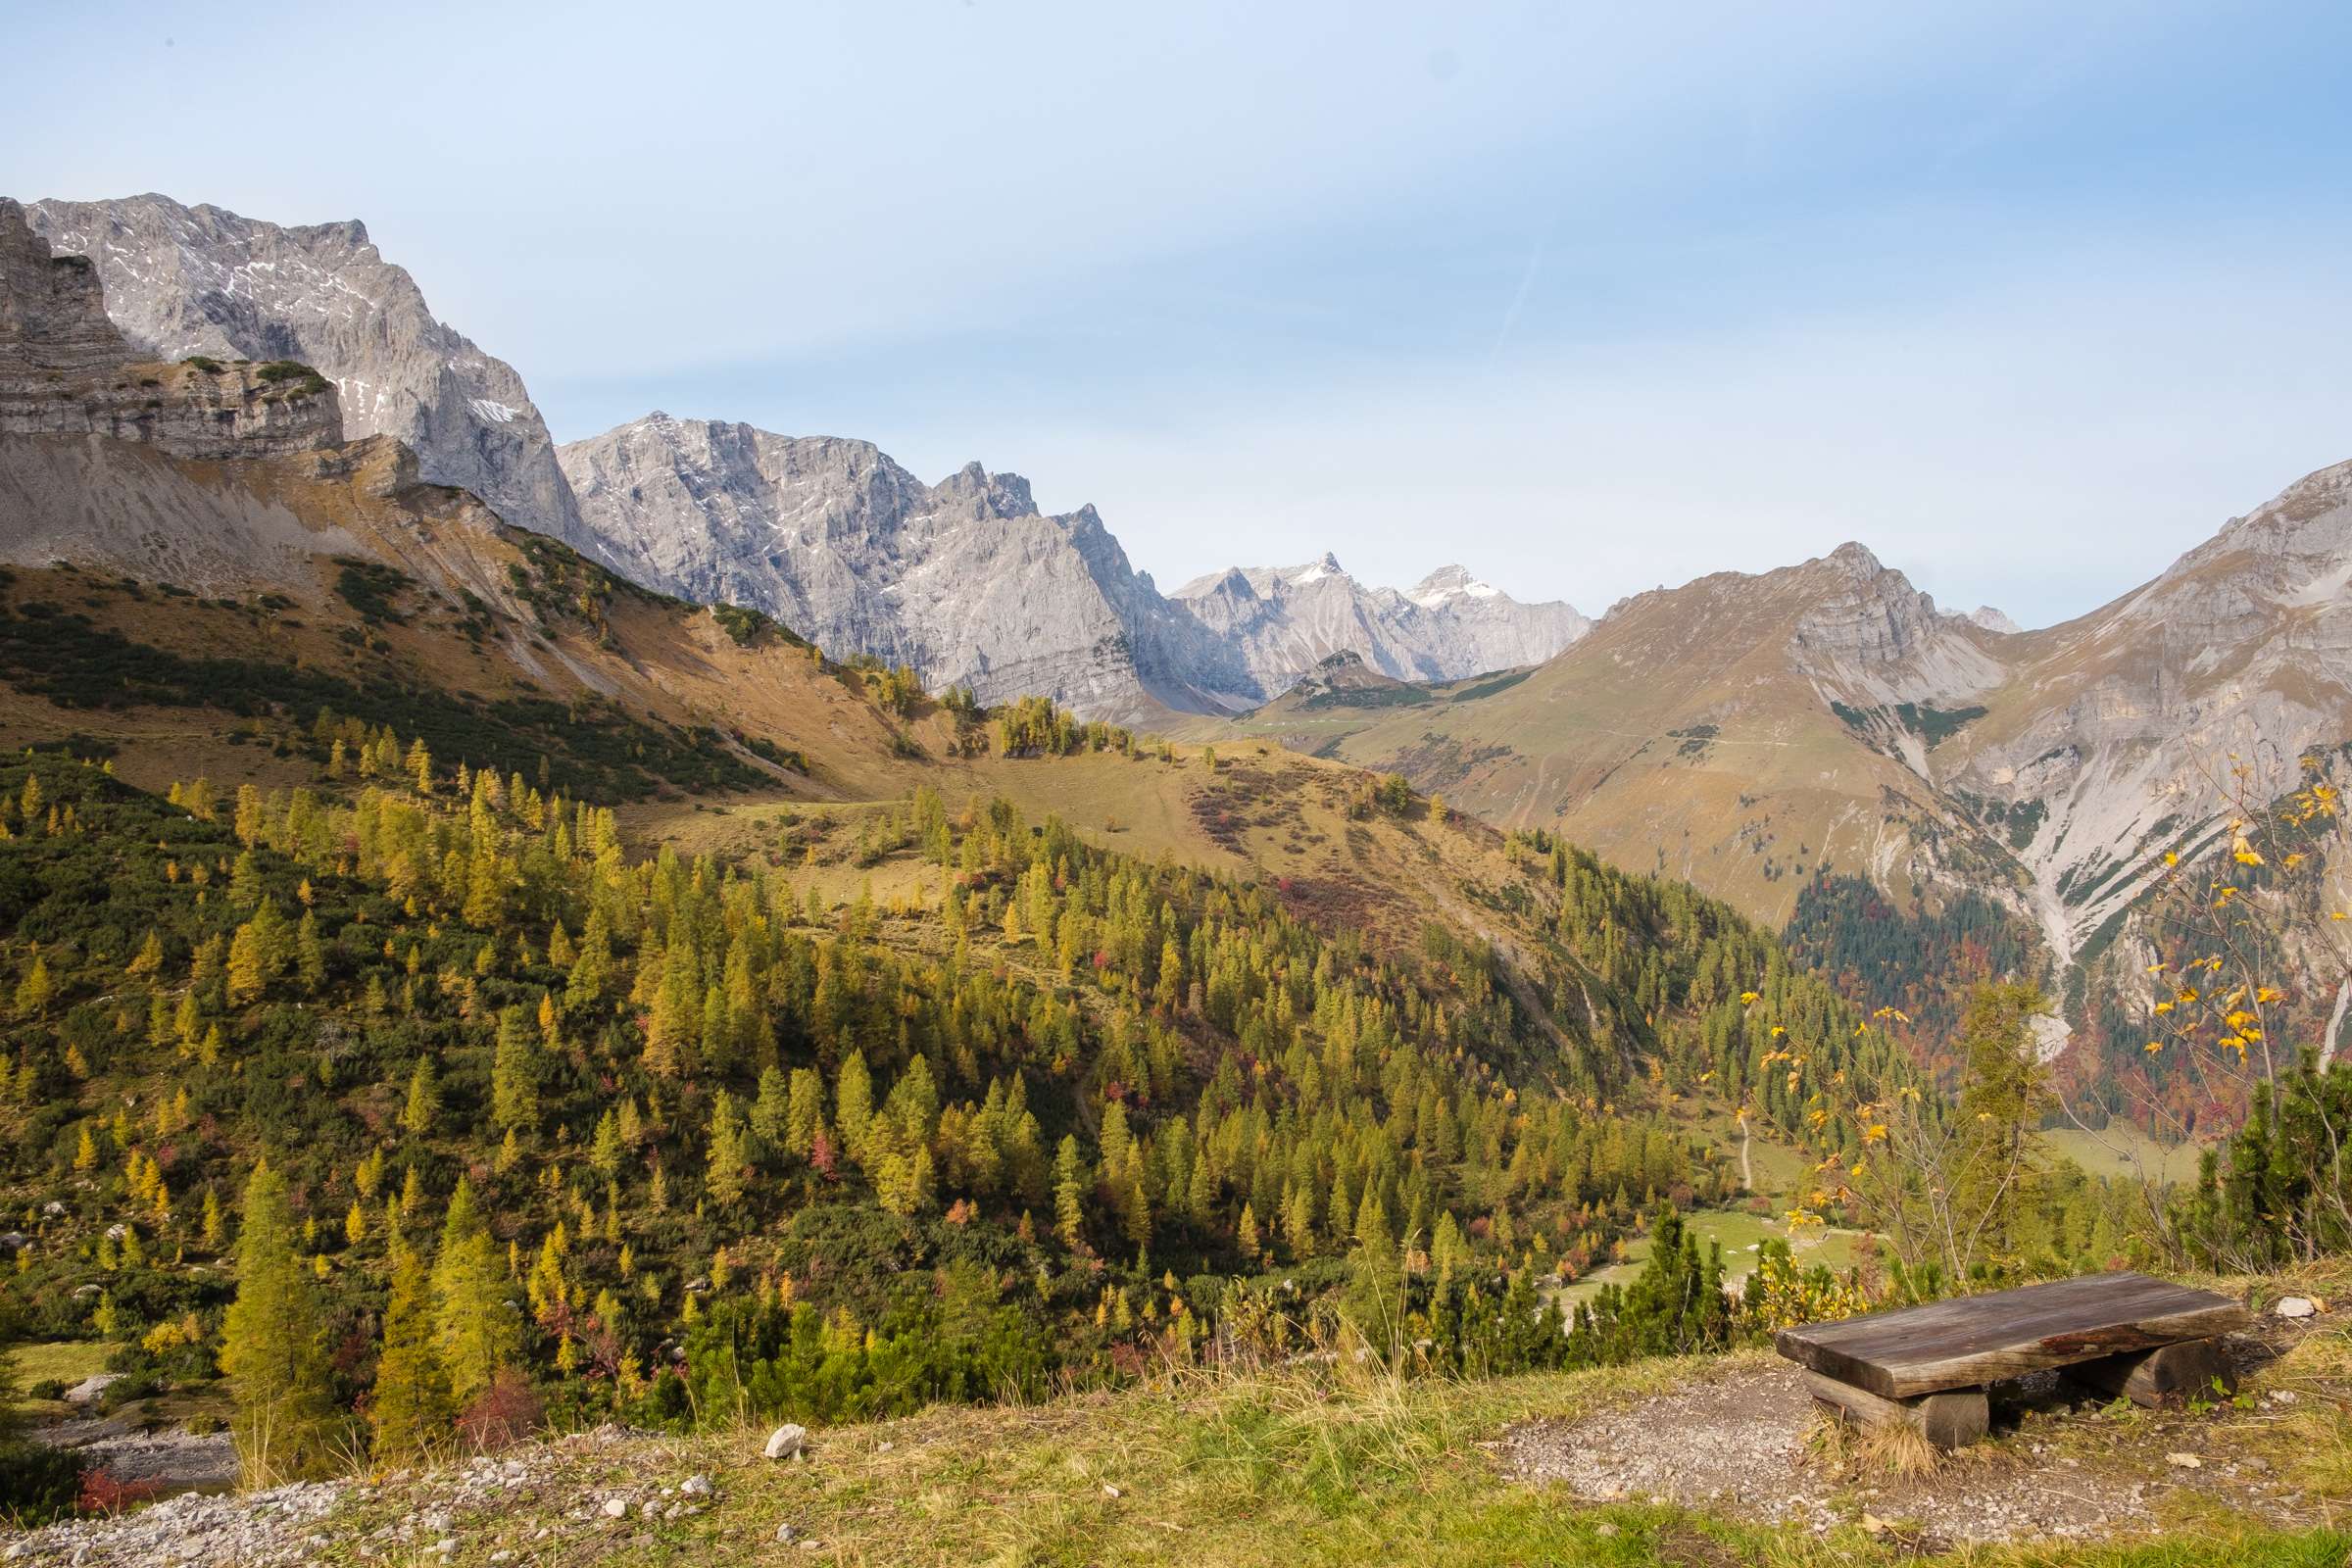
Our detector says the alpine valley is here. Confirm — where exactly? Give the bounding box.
[1,177,2349,1567]
[10,189,2352,1113]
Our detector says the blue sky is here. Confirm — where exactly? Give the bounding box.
[8,1,2352,625]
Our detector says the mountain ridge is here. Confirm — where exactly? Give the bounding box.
[19,191,1586,721]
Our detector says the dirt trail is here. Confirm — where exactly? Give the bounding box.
[1501,1351,2320,1548]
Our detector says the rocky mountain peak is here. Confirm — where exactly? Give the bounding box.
[933,459,1037,519]
[1,199,342,461]
[1789,544,1998,699]
[1173,552,1588,698]
[1816,541,1895,588]
[1408,564,1506,606]
[24,192,592,562]
[1970,606,2024,635]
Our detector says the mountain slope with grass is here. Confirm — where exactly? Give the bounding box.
[1219,498,2352,1093]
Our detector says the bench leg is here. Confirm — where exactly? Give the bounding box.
[2070,1338,2232,1408]
[1801,1370,1988,1449]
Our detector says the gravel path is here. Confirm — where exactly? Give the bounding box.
[1502,1356,2315,1547]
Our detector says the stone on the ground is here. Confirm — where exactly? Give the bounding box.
[775,1522,798,1543]
[64,1372,122,1403]
[681,1473,712,1496]
[602,1496,629,1518]
[2276,1297,2318,1319]
[764,1424,808,1460]
[2166,1452,2202,1469]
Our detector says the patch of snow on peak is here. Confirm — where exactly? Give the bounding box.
[1284,553,1346,587]
[467,398,520,425]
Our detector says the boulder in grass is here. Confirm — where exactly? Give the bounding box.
[66,1372,123,1405]
[763,1425,808,1461]
[2275,1297,2319,1319]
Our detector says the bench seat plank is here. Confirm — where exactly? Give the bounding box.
[1774,1272,2247,1398]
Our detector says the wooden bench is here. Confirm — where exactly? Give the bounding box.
[1775,1271,2249,1448]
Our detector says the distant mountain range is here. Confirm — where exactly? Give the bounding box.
[20,194,1586,723]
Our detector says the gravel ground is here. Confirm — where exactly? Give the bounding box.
[0,1426,722,1568]
[35,1414,237,1493]
[1501,1354,2317,1548]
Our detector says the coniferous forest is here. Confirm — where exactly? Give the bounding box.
[0,733,1930,1493]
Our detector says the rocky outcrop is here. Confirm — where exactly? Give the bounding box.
[22,194,584,555]
[0,199,340,461]
[1783,543,2006,713]
[557,413,1260,719]
[0,198,125,373]
[1174,554,1586,695]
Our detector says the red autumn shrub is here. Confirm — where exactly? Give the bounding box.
[455,1368,544,1453]
[77,1468,163,1516]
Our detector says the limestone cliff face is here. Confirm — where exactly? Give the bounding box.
[0,199,124,373]
[0,200,341,461]
[22,194,585,556]
[1937,459,2352,966]
[1171,556,1587,696]
[556,413,1258,720]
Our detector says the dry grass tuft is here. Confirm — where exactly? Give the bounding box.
[1802,1407,1939,1482]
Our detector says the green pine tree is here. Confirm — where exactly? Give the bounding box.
[371,1227,452,1460]
[220,1160,336,1483]
[431,1176,519,1408]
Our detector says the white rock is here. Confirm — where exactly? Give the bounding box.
[64,1373,122,1404]
[601,1497,628,1518]
[680,1474,712,1496]
[2166,1452,2202,1469]
[763,1425,808,1461]
[2276,1297,2318,1319]
[774,1523,797,1544]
